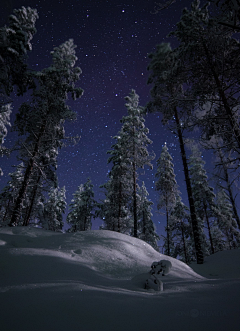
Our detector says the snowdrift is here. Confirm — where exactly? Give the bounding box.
[0,227,239,331]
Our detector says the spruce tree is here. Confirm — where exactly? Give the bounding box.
[147,41,204,264]
[67,179,96,232]
[169,195,193,264]
[43,186,66,231]
[155,143,178,256]
[216,189,240,249]
[9,39,83,226]
[98,132,132,233]
[120,89,154,237]
[0,6,38,104]
[138,182,160,251]
[189,146,218,255]
[0,7,38,175]
[169,0,240,160]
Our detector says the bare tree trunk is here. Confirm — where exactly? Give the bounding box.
[181,222,188,264]
[9,120,46,226]
[174,107,204,264]
[118,181,122,233]
[166,206,170,256]
[23,174,41,226]
[204,203,215,254]
[133,161,138,238]
[217,149,240,228]
[202,40,240,151]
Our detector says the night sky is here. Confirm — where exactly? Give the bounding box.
[0,0,216,242]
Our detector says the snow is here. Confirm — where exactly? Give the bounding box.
[0,227,239,331]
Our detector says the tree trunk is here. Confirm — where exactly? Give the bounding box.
[217,149,240,229]
[118,181,122,233]
[23,174,41,226]
[133,161,138,238]
[166,206,170,256]
[181,222,188,264]
[201,40,240,152]
[204,203,215,254]
[9,120,47,226]
[174,107,204,264]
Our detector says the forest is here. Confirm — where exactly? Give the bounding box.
[0,0,240,265]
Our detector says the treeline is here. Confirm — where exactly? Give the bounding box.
[1,1,240,264]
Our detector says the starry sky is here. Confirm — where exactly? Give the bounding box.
[0,0,216,243]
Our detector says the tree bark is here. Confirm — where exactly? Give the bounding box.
[23,174,41,226]
[9,120,47,226]
[204,203,215,254]
[133,161,138,238]
[181,222,188,264]
[174,107,204,264]
[201,40,240,152]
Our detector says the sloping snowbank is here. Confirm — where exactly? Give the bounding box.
[0,227,239,331]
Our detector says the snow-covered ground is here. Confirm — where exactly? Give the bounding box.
[0,227,239,331]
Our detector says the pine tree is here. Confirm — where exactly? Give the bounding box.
[210,220,226,253]
[189,146,218,255]
[155,143,178,256]
[0,7,38,175]
[138,182,160,251]
[9,39,83,226]
[98,132,133,233]
[0,164,24,225]
[67,179,96,232]
[0,6,38,104]
[0,104,12,175]
[120,89,154,237]
[216,189,240,249]
[147,41,205,264]
[43,186,66,231]
[169,195,193,264]
[169,0,240,161]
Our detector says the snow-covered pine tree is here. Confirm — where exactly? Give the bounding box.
[210,220,226,253]
[0,7,38,175]
[215,189,240,249]
[138,182,160,251]
[0,104,11,175]
[189,146,218,255]
[9,39,83,226]
[120,89,154,238]
[169,0,240,161]
[67,179,96,232]
[98,132,133,233]
[155,143,178,256]
[43,186,66,231]
[0,163,24,226]
[0,6,38,104]
[169,195,193,264]
[147,42,204,264]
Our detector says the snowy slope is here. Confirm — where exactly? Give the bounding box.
[0,227,239,331]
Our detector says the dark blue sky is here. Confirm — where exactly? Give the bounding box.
[0,0,216,243]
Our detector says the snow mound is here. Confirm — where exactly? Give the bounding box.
[0,227,202,284]
[0,228,240,331]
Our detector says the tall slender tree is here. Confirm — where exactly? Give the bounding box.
[0,7,38,174]
[155,143,178,256]
[147,41,204,264]
[138,181,160,251]
[9,39,83,226]
[67,179,96,232]
[189,146,219,255]
[98,132,133,233]
[43,186,66,231]
[169,194,193,264]
[215,189,240,249]
[120,89,154,237]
